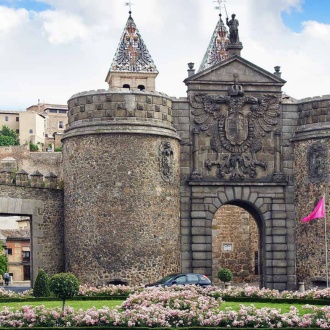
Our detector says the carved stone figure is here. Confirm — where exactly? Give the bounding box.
[226,14,239,44]
[189,78,280,180]
[308,143,327,183]
[159,141,174,182]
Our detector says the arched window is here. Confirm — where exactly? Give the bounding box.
[123,84,130,89]
[138,85,145,91]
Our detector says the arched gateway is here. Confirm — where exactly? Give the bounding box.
[4,10,329,289]
[176,18,296,291]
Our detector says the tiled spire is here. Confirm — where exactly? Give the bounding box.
[198,14,229,72]
[110,12,158,74]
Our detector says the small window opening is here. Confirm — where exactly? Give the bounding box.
[123,84,130,89]
[138,85,145,91]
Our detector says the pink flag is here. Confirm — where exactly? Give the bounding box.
[301,197,325,223]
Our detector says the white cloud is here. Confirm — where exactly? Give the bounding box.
[0,6,28,34]
[39,10,89,44]
[0,0,330,108]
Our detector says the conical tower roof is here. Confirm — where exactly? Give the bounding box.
[198,14,229,72]
[110,12,158,74]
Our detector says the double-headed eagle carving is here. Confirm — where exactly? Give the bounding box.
[189,86,280,180]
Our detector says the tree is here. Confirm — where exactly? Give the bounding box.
[0,126,19,146]
[50,273,79,311]
[33,269,51,297]
[0,246,8,276]
[217,268,233,284]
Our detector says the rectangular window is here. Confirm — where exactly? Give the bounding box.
[7,248,12,255]
[59,121,64,129]
[22,251,30,259]
[23,266,30,281]
[29,129,33,134]
[49,109,57,113]
[16,129,19,134]
[59,110,67,114]
[5,116,8,121]
[16,117,19,122]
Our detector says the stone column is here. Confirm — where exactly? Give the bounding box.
[191,128,202,180]
[272,130,285,181]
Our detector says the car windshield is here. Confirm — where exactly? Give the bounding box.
[155,274,177,284]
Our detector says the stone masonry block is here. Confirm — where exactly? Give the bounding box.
[192,243,211,252]
[192,227,206,235]
[225,187,234,201]
[242,187,250,201]
[191,211,206,218]
[272,236,286,244]
[234,187,242,200]
[192,260,212,268]
[192,219,206,227]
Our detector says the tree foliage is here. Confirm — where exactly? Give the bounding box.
[50,273,79,310]
[0,246,8,276]
[29,142,39,152]
[0,126,19,146]
[33,269,51,297]
[217,268,233,283]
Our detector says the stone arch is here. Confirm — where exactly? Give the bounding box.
[214,189,268,288]
[0,196,45,285]
[211,201,265,287]
[190,185,285,289]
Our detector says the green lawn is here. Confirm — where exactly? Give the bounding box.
[0,300,323,316]
[0,300,122,310]
[221,301,318,314]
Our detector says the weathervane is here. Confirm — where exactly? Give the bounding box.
[213,0,228,18]
[125,1,134,13]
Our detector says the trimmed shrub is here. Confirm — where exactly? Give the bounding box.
[29,142,39,152]
[50,272,79,310]
[33,269,50,297]
[217,268,233,283]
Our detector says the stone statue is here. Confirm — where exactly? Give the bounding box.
[226,14,239,44]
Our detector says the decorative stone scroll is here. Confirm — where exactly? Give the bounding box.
[308,143,327,183]
[189,78,280,180]
[159,141,174,183]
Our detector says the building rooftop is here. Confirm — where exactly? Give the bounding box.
[0,229,30,240]
[198,14,229,72]
[109,12,158,74]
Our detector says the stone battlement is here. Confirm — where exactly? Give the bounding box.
[0,169,61,189]
[297,96,330,127]
[67,89,174,128]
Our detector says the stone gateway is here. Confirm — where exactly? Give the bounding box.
[0,10,329,290]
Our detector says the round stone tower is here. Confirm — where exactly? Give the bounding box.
[61,12,181,285]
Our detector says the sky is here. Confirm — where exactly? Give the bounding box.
[0,0,330,110]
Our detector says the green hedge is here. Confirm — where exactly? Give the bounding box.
[222,296,330,305]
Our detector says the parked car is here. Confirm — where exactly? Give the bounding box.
[145,273,212,287]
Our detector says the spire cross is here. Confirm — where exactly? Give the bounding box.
[124,1,134,13]
[213,0,227,16]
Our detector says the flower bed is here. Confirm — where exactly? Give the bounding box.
[0,286,329,328]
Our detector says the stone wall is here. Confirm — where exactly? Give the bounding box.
[0,146,62,179]
[293,138,330,287]
[63,89,181,286]
[212,205,259,284]
[67,89,173,127]
[0,184,64,284]
[292,96,330,287]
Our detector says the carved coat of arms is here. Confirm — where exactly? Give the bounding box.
[189,81,280,180]
[308,143,327,183]
[159,141,174,183]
